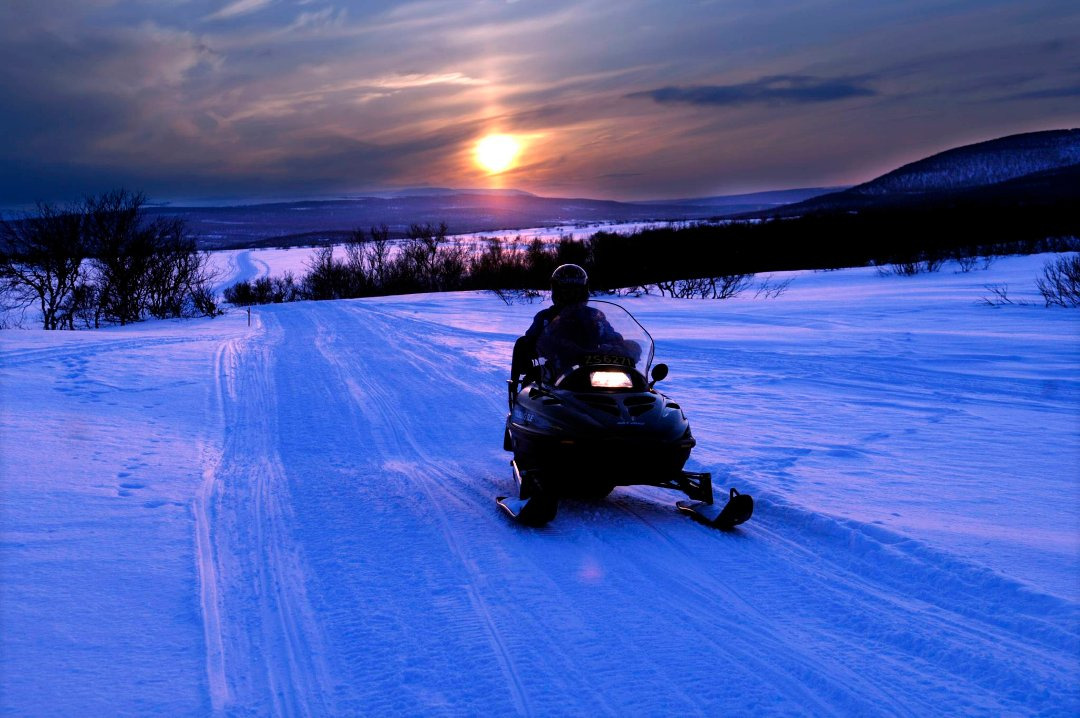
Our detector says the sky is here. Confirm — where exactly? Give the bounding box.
[1,0,1077,205]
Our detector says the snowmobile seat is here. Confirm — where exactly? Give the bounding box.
[511,335,540,384]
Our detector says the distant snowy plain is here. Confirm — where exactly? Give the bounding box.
[1,253,1078,715]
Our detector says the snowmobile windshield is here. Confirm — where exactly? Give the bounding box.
[536,300,655,385]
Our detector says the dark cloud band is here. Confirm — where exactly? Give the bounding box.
[629,75,877,107]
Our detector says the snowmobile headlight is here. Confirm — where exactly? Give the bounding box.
[589,370,633,389]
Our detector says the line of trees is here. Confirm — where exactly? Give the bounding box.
[580,201,1079,291]
[225,222,590,305]
[0,190,220,329]
[12,186,1072,322]
[224,197,1079,308]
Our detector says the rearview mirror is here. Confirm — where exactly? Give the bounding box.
[651,363,669,384]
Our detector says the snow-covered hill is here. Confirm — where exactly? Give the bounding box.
[851,129,1080,195]
[2,256,1078,715]
[760,129,1080,218]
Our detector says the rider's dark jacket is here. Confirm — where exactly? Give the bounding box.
[523,302,640,379]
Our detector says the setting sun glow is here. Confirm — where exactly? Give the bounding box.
[475,134,521,174]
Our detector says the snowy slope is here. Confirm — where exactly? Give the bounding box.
[851,129,1080,195]
[2,255,1078,715]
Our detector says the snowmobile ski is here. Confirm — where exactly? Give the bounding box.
[496,493,559,527]
[676,488,754,530]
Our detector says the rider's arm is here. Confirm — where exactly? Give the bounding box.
[524,306,557,339]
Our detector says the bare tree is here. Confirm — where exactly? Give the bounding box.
[82,189,219,325]
[400,222,449,289]
[435,239,469,290]
[363,224,393,289]
[144,218,197,319]
[342,228,369,295]
[1036,254,1080,308]
[82,190,155,326]
[303,245,347,300]
[0,202,87,329]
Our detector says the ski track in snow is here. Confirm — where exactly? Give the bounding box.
[2,255,1078,715]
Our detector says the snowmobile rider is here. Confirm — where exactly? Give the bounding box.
[512,264,640,383]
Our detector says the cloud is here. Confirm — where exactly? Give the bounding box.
[204,0,274,22]
[1,0,1074,204]
[286,6,347,32]
[367,72,485,90]
[629,75,877,107]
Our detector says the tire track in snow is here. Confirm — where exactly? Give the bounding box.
[198,313,335,716]
[192,338,242,713]
[608,495,910,713]
[307,304,534,716]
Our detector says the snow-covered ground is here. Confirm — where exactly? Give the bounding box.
[1,255,1078,715]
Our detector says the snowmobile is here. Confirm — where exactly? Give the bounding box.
[498,300,753,529]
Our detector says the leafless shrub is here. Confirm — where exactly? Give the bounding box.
[954,253,996,273]
[489,288,543,305]
[981,283,1016,306]
[879,257,944,276]
[1036,254,1080,308]
[224,272,300,306]
[754,275,794,299]
[654,274,753,299]
[80,190,219,325]
[955,255,980,272]
[923,255,946,273]
[399,222,447,290]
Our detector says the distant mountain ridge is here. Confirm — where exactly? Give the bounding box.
[150,187,835,250]
[766,129,1080,217]
[852,129,1080,195]
[633,187,840,206]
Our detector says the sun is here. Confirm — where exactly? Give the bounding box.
[475,134,521,174]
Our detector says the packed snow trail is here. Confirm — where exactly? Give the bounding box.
[2,256,1077,715]
[197,293,1076,715]
[212,248,272,293]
